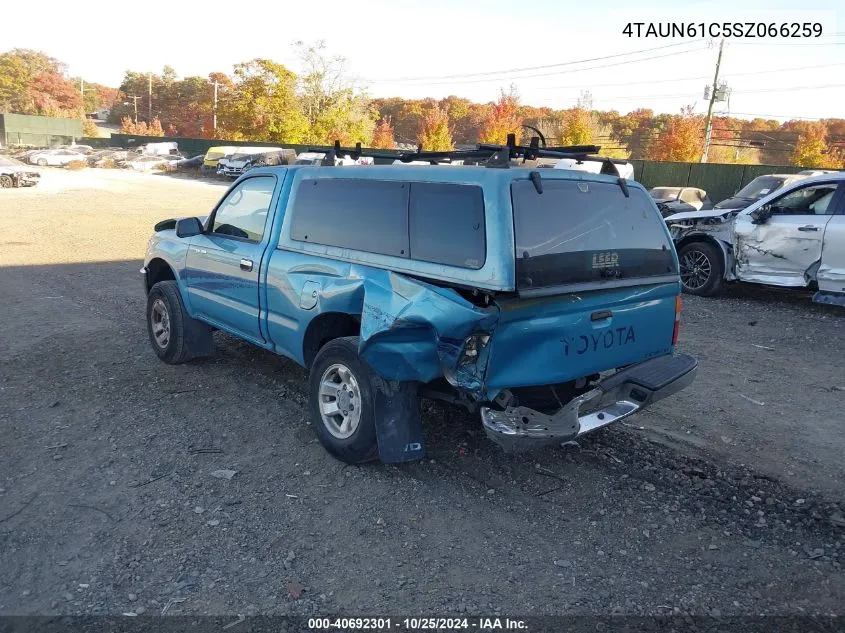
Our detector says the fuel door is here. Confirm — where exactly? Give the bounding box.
[299,280,321,310]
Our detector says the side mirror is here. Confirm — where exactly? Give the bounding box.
[749,205,772,224]
[175,217,204,238]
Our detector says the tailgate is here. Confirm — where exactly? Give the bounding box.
[485,282,678,391]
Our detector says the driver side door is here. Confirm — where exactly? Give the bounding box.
[734,181,841,287]
[185,175,277,344]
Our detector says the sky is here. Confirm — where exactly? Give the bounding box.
[2,0,843,121]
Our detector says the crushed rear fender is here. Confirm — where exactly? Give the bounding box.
[357,271,498,393]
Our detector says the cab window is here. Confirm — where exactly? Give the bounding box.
[212,176,275,241]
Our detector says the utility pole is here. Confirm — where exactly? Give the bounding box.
[148,73,153,123]
[124,95,141,123]
[701,38,724,163]
[210,79,219,132]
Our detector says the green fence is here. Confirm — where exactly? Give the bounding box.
[2,113,83,148]
[82,134,820,201]
[630,159,809,203]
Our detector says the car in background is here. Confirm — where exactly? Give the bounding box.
[57,144,94,154]
[712,173,808,212]
[797,169,839,177]
[217,148,296,178]
[87,149,130,167]
[28,149,88,167]
[665,173,845,306]
[0,155,41,188]
[203,146,240,172]
[649,186,713,217]
[293,151,374,166]
[124,155,179,171]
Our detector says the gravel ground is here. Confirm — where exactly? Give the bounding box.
[1,169,844,617]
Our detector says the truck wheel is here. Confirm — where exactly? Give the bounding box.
[146,280,213,364]
[678,241,725,297]
[308,336,379,464]
[0,175,13,188]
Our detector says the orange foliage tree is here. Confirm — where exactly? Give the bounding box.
[371,116,396,148]
[120,116,165,136]
[477,87,522,144]
[417,105,453,151]
[648,106,704,162]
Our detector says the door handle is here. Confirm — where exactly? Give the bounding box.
[798,225,819,232]
[239,258,254,271]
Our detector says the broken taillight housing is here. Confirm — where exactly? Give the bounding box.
[672,295,682,345]
[460,333,491,364]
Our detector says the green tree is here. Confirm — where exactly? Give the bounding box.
[295,41,375,145]
[217,59,308,143]
[417,104,453,151]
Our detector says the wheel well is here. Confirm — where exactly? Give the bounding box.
[675,235,729,264]
[145,258,176,293]
[302,312,360,368]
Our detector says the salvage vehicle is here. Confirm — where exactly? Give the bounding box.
[28,149,87,167]
[202,146,240,172]
[217,148,296,178]
[0,155,41,188]
[142,138,697,464]
[294,151,374,166]
[665,173,845,305]
[649,187,713,217]
[712,173,807,212]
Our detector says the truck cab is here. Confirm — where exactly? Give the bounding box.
[142,141,696,464]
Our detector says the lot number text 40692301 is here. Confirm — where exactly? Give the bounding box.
[622,22,822,38]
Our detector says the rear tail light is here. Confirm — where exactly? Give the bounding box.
[672,295,682,345]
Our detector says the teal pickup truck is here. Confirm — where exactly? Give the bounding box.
[142,139,697,464]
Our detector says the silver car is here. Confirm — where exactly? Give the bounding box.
[665,172,845,306]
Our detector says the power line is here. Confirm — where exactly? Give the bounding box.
[365,39,707,83]
[367,45,709,86]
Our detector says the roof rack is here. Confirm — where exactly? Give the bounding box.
[309,134,628,176]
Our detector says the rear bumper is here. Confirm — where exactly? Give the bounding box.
[480,353,697,451]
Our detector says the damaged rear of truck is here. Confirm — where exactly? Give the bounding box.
[142,147,697,465]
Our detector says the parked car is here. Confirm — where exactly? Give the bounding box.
[141,145,696,465]
[712,173,808,212]
[28,149,87,166]
[649,187,713,217]
[293,151,374,166]
[135,142,180,156]
[202,146,240,172]
[217,148,296,178]
[124,155,175,171]
[665,173,845,305]
[553,158,635,180]
[57,144,93,154]
[0,155,41,188]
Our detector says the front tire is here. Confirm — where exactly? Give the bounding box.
[678,241,725,296]
[308,336,379,464]
[146,280,213,364]
[0,175,13,188]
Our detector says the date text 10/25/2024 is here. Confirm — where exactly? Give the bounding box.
[308,617,528,631]
[622,22,822,38]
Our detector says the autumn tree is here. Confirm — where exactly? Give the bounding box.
[217,59,308,143]
[647,106,704,162]
[417,104,453,151]
[559,107,594,146]
[120,116,165,136]
[82,118,100,137]
[478,87,522,144]
[0,49,81,116]
[371,117,396,148]
[791,121,840,168]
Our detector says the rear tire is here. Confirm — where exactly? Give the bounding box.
[678,241,725,297]
[146,280,213,364]
[308,336,379,464]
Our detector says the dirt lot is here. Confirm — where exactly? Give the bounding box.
[1,169,844,617]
